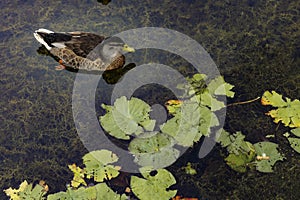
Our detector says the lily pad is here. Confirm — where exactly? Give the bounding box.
[253,142,284,173]
[261,91,300,128]
[129,132,179,169]
[130,168,177,200]
[83,150,120,182]
[100,96,156,139]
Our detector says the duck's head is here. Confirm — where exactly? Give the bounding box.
[100,37,135,62]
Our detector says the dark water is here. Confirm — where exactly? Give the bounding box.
[0,0,299,199]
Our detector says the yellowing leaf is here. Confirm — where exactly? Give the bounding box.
[68,164,87,188]
[4,180,28,200]
[262,91,300,128]
[261,91,287,106]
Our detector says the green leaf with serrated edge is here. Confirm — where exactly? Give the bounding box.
[266,100,300,127]
[161,102,201,146]
[161,101,219,146]
[200,91,226,111]
[216,129,231,147]
[4,180,48,200]
[100,96,155,139]
[254,142,284,173]
[131,168,177,200]
[129,132,179,168]
[261,91,288,107]
[225,132,251,155]
[262,91,300,128]
[207,76,235,97]
[83,150,120,182]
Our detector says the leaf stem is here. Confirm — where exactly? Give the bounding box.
[227,96,261,107]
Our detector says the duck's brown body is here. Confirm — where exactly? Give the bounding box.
[33,29,134,71]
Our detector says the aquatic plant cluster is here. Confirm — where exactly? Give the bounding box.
[5,72,300,199]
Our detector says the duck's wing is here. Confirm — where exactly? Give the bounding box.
[63,32,105,57]
[34,29,105,58]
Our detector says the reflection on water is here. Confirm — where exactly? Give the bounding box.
[0,0,299,199]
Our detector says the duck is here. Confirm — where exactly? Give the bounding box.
[33,28,135,71]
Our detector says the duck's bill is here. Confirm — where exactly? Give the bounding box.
[123,44,135,52]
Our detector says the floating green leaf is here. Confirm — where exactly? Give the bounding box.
[161,101,219,146]
[261,91,287,107]
[83,150,120,182]
[225,149,255,173]
[177,73,207,96]
[217,130,256,172]
[131,168,177,200]
[253,142,284,173]
[261,91,300,128]
[48,183,127,200]
[129,132,179,169]
[4,180,47,200]
[198,91,226,111]
[287,138,300,153]
[218,130,254,155]
[207,76,235,98]
[100,96,156,139]
[284,128,300,153]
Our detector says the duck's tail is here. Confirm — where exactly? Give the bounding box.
[33,28,71,50]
